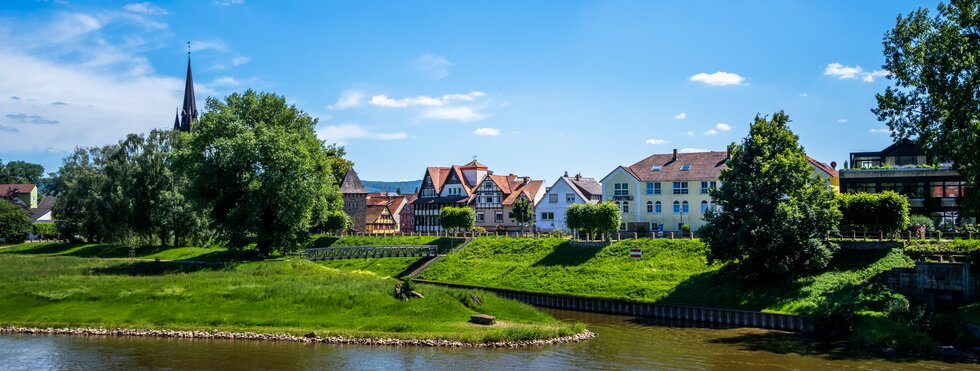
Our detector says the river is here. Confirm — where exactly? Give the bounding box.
[0,309,974,370]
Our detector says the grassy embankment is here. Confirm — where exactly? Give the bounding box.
[419,237,912,315]
[0,253,581,342]
[0,242,240,261]
[307,235,461,277]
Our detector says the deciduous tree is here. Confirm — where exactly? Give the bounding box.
[700,111,841,279]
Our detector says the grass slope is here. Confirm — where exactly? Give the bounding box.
[309,235,463,277]
[0,255,580,342]
[420,237,913,314]
[0,242,240,261]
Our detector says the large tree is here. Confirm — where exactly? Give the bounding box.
[700,112,841,279]
[0,200,32,243]
[182,90,345,255]
[53,147,108,242]
[873,0,980,215]
[0,160,44,184]
[508,197,535,233]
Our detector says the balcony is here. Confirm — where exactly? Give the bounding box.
[611,195,633,201]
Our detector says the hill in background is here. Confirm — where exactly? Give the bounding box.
[362,180,422,194]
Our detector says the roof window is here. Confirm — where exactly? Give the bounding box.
[651,165,662,171]
[680,164,692,171]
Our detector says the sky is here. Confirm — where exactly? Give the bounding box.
[0,0,940,183]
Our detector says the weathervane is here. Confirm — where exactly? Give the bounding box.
[187,41,191,57]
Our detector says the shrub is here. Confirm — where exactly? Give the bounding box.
[0,201,32,243]
[680,224,691,234]
[32,222,59,239]
[565,202,621,239]
[908,214,935,231]
[471,226,487,234]
[838,191,910,233]
[440,207,475,232]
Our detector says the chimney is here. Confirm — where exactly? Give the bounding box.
[575,173,582,181]
[564,171,569,177]
[831,161,837,169]
[726,146,731,159]
[672,149,678,161]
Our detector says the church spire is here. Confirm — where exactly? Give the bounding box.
[173,108,180,130]
[178,41,197,132]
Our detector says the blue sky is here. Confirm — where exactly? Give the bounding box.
[0,0,937,183]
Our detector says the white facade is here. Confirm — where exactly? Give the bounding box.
[535,177,597,232]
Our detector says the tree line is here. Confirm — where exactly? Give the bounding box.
[52,90,352,255]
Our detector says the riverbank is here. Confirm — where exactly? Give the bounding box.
[0,326,595,348]
[0,254,586,344]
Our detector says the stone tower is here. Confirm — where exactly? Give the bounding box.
[340,168,368,231]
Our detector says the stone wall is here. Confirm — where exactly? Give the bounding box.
[875,261,977,311]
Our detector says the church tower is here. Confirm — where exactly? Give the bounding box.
[175,42,197,132]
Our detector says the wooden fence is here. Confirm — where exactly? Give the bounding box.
[298,245,437,261]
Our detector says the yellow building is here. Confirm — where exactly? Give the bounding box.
[601,150,839,232]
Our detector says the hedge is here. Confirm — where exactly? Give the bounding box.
[837,191,910,233]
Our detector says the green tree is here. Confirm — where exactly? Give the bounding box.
[53,147,108,242]
[873,0,980,215]
[508,197,535,233]
[321,210,351,235]
[0,200,32,243]
[439,206,475,232]
[32,222,58,239]
[181,90,345,255]
[0,160,44,184]
[700,111,841,279]
[564,202,620,239]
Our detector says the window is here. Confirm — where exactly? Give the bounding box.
[566,193,576,203]
[673,201,681,214]
[646,201,654,213]
[495,212,503,222]
[682,201,689,213]
[477,212,485,223]
[622,202,629,213]
[620,223,627,231]
[700,200,709,213]
[549,194,558,203]
[654,182,661,195]
[680,164,691,171]
[541,212,554,221]
[672,181,689,195]
[651,165,662,171]
[646,182,655,195]
[614,183,629,196]
[655,201,662,214]
[700,181,716,194]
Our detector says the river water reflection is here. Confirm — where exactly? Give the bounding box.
[0,308,975,370]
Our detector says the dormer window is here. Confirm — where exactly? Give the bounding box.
[651,165,662,171]
[680,164,691,171]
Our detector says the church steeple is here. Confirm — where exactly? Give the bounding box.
[173,109,180,130]
[177,42,197,132]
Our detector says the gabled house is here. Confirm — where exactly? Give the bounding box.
[535,172,602,232]
[471,172,545,232]
[398,193,418,232]
[0,184,38,209]
[365,192,411,234]
[412,160,487,232]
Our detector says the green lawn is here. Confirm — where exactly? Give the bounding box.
[419,237,913,314]
[0,255,582,343]
[309,235,463,253]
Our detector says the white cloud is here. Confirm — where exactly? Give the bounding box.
[231,55,250,66]
[825,63,891,83]
[824,63,863,79]
[316,124,407,145]
[421,106,489,122]
[369,91,485,108]
[473,127,500,136]
[869,127,892,134]
[689,71,745,86]
[714,122,732,131]
[412,54,454,79]
[799,92,809,97]
[124,2,168,16]
[327,90,366,110]
[685,131,695,137]
[838,118,848,123]
[211,76,240,86]
[215,0,244,6]
[703,129,718,136]
[645,138,668,145]
[679,148,710,153]
[862,70,891,82]
[673,113,687,120]
[188,40,229,53]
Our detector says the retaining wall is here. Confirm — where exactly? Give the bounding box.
[416,280,811,332]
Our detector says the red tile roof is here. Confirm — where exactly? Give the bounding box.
[807,157,839,178]
[0,184,36,194]
[622,151,730,181]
